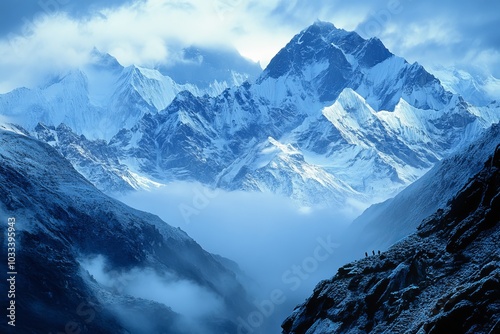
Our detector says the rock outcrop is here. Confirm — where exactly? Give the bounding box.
[282,145,500,333]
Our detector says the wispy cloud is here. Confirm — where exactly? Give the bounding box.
[79,254,226,333]
[0,0,293,91]
[354,0,500,76]
[0,0,499,92]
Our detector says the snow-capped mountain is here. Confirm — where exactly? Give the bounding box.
[430,65,500,106]
[257,21,451,111]
[0,128,251,333]
[282,142,500,334]
[0,48,260,140]
[105,21,499,208]
[2,21,499,209]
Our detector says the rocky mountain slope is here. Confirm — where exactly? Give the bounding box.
[282,141,500,333]
[0,128,250,333]
[33,122,158,193]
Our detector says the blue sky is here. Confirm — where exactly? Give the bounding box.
[0,0,499,92]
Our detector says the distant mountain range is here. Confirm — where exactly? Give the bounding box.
[1,21,498,211]
[0,46,260,140]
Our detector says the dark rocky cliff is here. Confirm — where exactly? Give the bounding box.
[282,145,500,333]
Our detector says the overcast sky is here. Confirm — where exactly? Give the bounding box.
[0,0,499,92]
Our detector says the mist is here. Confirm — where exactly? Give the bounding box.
[116,182,366,333]
[79,254,227,333]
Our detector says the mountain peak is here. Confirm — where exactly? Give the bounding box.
[312,19,337,28]
[296,20,352,46]
[260,20,382,81]
[89,47,122,70]
[306,20,339,35]
[258,21,452,110]
[259,21,355,82]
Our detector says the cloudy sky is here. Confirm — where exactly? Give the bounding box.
[0,0,499,92]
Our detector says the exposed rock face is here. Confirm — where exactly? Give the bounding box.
[282,144,500,333]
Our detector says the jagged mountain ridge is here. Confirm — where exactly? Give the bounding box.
[0,128,251,333]
[0,48,259,140]
[3,21,499,208]
[34,122,157,193]
[282,139,500,334]
[351,122,500,251]
[105,22,498,207]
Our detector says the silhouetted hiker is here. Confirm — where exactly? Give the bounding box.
[378,250,381,255]
[372,250,375,256]
[365,252,368,257]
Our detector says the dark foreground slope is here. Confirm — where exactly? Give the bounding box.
[282,144,500,333]
[0,129,249,333]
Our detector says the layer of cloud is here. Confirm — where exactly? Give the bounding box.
[116,182,352,275]
[0,0,135,35]
[116,182,358,333]
[80,255,225,318]
[353,0,500,76]
[0,0,498,92]
[0,0,294,92]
